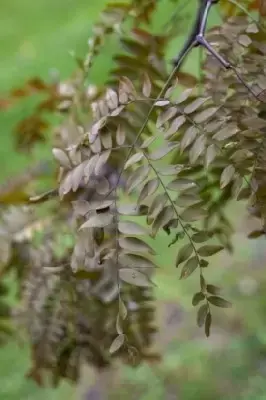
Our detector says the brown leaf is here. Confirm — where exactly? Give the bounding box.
[164,115,186,139]
[205,144,217,168]
[213,124,239,141]
[116,124,126,145]
[106,88,119,110]
[154,100,170,107]
[126,165,150,194]
[109,334,125,354]
[94,150,111,175]
[151,206,174,237]
[118,221,148,235]
[175,88,193,104]
[124,152,143,169]
[180,205,206,222]
[119,298,127,320]
[205,312,212,337]
[220,165,235,189]
[149,193,168,220]
[206,284,221,295]
[79,213,113,229]
[184,97,210,114]
[119,237,156,255]
[198,245,224,257]
[192,231,209,243]
[149,142,179,161]
[192,292,205,306]
[208,296,232,308]
[176,243,194,267]
[156,107,178,128]
[119,268,152,287]
[180,126,198,153]
[197,304,208,327]
[138,178,159,204]
[142,73,152,97]
[167,178,197,191]
[189,135,206,164]
[180,256,199,279]
[52,148,71,169]
[193,107,218,123]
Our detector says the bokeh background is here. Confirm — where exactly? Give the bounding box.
[1,1,266,399]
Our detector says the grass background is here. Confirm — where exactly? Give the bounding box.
[1,0,266,399]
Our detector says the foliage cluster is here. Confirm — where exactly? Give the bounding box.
[1,0,266,387]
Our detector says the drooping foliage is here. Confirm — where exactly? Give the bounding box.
[1,0,266,387]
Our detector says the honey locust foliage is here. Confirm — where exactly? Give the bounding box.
[1,0,266,387]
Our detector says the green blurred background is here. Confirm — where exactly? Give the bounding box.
[1,0,266,399]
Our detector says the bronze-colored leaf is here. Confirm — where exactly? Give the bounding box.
[119,298,127,320]
[124,152,143,169]
[198,245,224,257]
[206,284,221,295]
[180,205,206,222]
[220,165,235,189]
[119,237,156,255]
[180,256,199,279]
[156,107,178,128]
[142,73,152,97]
[119,253,157,274]
[176,243,194,267]
[180,126,198,153]
[208,296,232,308]
[192,292,205,306]
[164,115,186,139]
[84,154,99,183]
[138,178,159,204]
[119,268,152,287]
[110,105,125,116]
[154,100,170,107]
[90,116,107,141]
[116,314,123,335]
[126,165,150,194]
[176,193,200,208]
[189,135,206,164]
[205,312,212,337]
[52,148,71,169]
[149,192,168,219]
[79,213,113,229]
[205,144,217,168]
[175,88,193,104]
[116,124,126,145]
[167,178,197,191]
[248,230,264,239]
[213,124,239,141]
[149,142,179,161]
[118,221,148,235]
[197,304,208,327]
[71,162,86,192]
[151,206,174,237]
[184,97,210,114]
[109,334,125,354]
[117,203,140,216]
[192,232,209,243]
[106,88,118,110]
[101,131,112,149]
[193,107,218,123]
[94,150,111,175]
